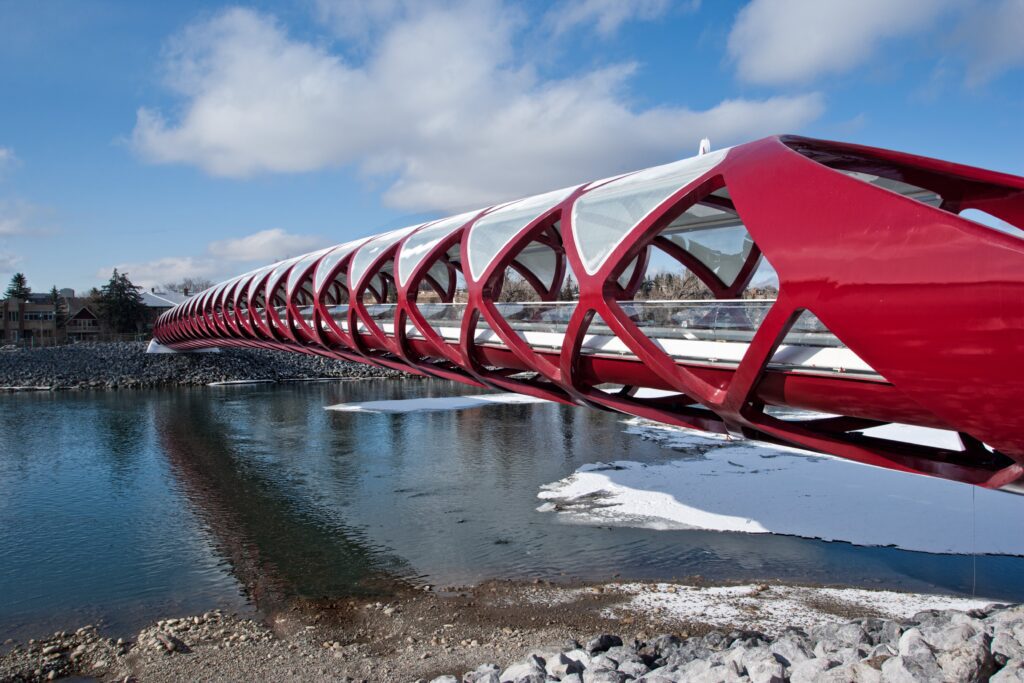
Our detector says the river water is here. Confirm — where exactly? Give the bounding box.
[2,380,1022,640]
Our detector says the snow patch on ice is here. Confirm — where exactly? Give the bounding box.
[325,392,549,413]
[538,419,1024,555]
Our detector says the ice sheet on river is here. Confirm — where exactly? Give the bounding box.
[538,418,1024,556]
[324,393,548,413]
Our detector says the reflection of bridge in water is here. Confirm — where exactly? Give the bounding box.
[154,393,410,606]
[154,135,1024,491]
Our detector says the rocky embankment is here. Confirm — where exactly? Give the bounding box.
[0,342,409,390]
[1,591,1021,682]
[447,603,1024,682]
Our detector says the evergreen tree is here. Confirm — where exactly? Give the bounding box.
[558,274,579,301]
[97,269,147,333]
[4,272,30,300]
[49,285,67,327]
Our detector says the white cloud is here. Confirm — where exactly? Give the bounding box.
[547,0,674,37]
[0,199,49,236]
[0,253,21,274]
[133,5,823,212]
[313,0,415,42]
[728,0,957,85]
[0,147,15,171]
[955,0,1024,86]
[95,256,223,290]
[207,228,328,262]
[98,228,330,289]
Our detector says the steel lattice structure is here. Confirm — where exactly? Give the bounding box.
[153,136,1024,491]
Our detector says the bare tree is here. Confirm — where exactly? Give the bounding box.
[636,271,714,301]
[497,272,541,302]
[163,277,214,294]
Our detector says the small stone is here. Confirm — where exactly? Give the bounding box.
[995,632,1024,663]
[582,670,628,683]
[992,659,1024,682]
[881,653,943,683]
[771,633,814,666]
[790,658,839,683]
[499,659,545,681]
[546,652,585,678]
[586,634,623,653]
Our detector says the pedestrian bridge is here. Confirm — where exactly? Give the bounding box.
[153,135,1024,491]
[287,300,874,378]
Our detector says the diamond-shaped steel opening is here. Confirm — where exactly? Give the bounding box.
[959,208,1024,238]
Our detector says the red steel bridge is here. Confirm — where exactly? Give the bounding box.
[153,135,1024,491]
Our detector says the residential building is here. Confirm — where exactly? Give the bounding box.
[1,295,58,343]
[0,286,192,343]
[65,300,103,342]
[140,289,191,331]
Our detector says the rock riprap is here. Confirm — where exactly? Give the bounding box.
[422,602,1024,682]
[0,342,409,390]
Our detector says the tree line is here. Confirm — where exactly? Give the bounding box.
[3,270,161,333]
[496,269,777,302]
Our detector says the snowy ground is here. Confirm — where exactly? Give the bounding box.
[584,582,998,635]
[538,418,1024,556]
[324,393,548,413]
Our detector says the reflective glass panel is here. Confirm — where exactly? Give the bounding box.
[313,242,360,291]
[513,245,558,291]
[287,248,331,297]
[397,212,475,286]
[662,225,755,287]
[467,186,575,280]
[349,226,419,287]
[264,258,299,302]
[248,267,272,302]
[572,149,728,275]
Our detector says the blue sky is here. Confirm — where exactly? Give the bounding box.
[0,0,1022,292]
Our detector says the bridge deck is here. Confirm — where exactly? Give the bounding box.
[261,300,879,380]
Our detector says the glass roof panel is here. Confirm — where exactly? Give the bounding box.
[313,241,362,292]
[571,149,728,275]
[287,247,331,297]
[662,225,755,287]
[467,186,576,281]
[248,265,274,301]
[514,247,558,291]
[266,257,300,298]
[349,226,420,287]
[397,211,476,286]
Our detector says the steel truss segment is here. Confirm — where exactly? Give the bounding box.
[152,135,1024,490]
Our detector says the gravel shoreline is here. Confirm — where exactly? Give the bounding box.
[1,580,1019,682]
[0,342,410,390]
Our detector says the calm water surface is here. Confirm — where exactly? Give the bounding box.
[2,380,1022,640]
